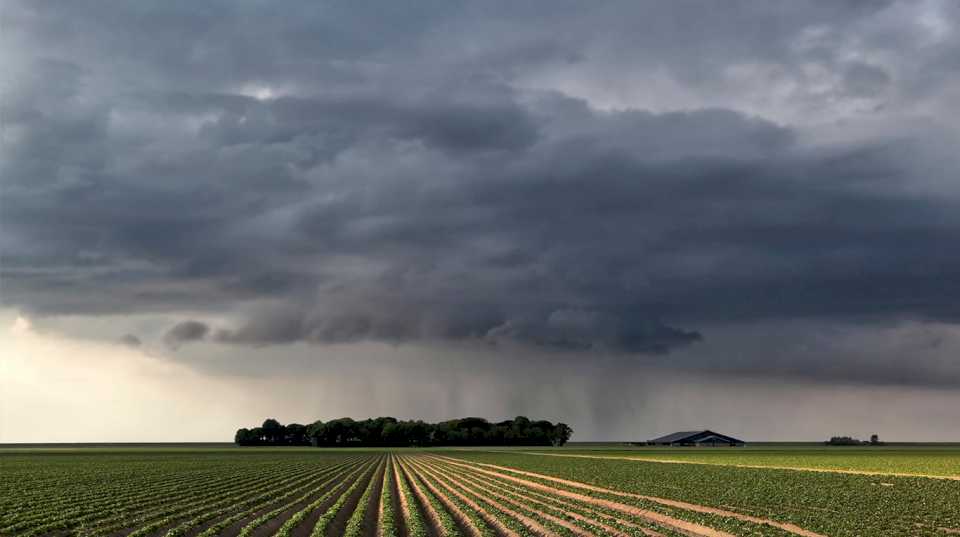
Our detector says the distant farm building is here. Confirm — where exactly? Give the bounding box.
[647,430,745,447]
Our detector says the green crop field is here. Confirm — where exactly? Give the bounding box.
[493,444,960,477]
[2,446,959,536]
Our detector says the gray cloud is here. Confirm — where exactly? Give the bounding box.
[119,334,142,347]
[4,1,960,385]
[163,321,210,349]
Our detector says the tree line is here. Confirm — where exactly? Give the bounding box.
[235,416,573,447]
[825,434,884,446]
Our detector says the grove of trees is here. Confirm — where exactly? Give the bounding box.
[235,416,573,447]
[825,435,884,446]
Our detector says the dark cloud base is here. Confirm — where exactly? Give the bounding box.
[4,1,960,386]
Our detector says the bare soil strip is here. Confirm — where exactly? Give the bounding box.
[410,456,545,537]
[401,458,486,537]
[361,458,388,537]
[431,456,741,537]
[222,462,369,537]
[326,456,386,537]
[396,457,448,536]
[428,458,636,537]
[430,459,667,537]
[387,456,410,537]
[288,459,379,537]
[393,457,417,536]
[423,460,598,537]
[518,451,960,481]
[409,458,556,537]
[437,455,826,537]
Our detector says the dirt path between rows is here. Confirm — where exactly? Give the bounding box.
[388,456,412,537]
[515,451,960,481]
[360,458,388,537]
[325,457,385,537]
[291,460,377,537]
[428,457,652,537]
[405,456,513,537]
[418,458,561,537]
[396,456,448,537]
[429,456,734,537]
[425,458,602,537]
[435,455,826,537]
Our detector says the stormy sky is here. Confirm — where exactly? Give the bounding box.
[3,0,960,442]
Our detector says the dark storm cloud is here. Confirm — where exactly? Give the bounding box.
[163,321,210,349]
[4,1,960,381]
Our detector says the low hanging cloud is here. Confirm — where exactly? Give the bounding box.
[119,334,142,347]
[3,1,960,381]
[173,305,701,353]
[163,321,211,349]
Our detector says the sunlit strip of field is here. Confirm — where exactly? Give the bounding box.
[498,445,960,478]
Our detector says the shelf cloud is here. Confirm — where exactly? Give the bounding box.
[4,0,960,440]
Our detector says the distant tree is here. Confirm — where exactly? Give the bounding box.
[306,420,325,446]
[550,423,573,446]
[285,423,308,445]
[261,418,283,444]
[826,436,864,446]
[234,428,256,446]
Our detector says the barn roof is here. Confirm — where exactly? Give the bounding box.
[648,430,745,444]
[648,431,706,444]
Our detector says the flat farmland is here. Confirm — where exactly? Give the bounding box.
[3,447,959,537]
[496,445,960,477]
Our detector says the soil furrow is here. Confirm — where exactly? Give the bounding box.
[402,458,487,537]
[427,458,622,537]
[392,455,428,537]
[288,459,379,537]
[191,458,368,537]
[429,456,734,537]
[428,458,669,537]
[408,457,538,537]
[131,460,354,537]
[49,460,325,537]
[247,460,374,537]
[387,456,408,537]
[395,457,448,537]
[325,456,384,537]
[436,455,827,537]
[359,456,387,537]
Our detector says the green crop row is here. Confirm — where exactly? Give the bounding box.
[402,457,496,537]
[392,455,428,537]
[273,456,377,537]
[443,451,960,536]
[343,456,386,537]
[0,452,367,537]
[396,456,459,536]
[378,455,398,537]
[309,455,382,537]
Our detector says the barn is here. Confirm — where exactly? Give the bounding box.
[647,430,745,447]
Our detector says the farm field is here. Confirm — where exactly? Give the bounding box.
[495,445,960,478]
[2,447,959,536]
